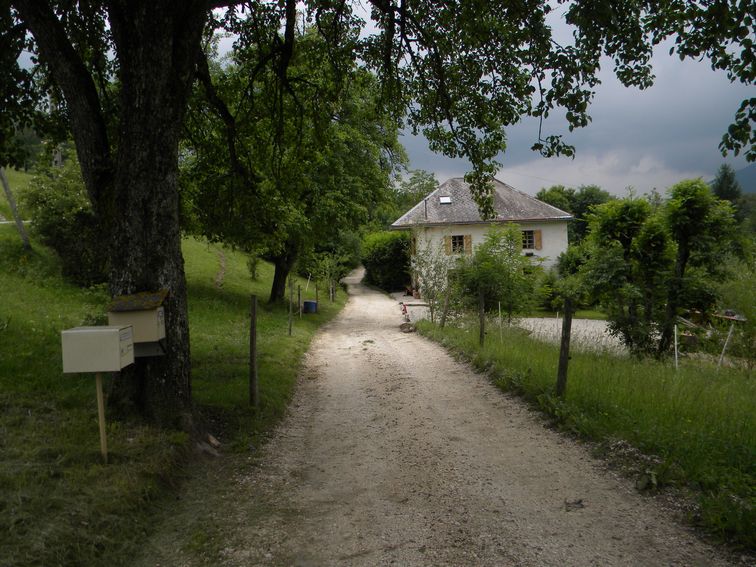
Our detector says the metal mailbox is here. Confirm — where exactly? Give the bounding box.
[62,325,134,373]
[107,289,167,357]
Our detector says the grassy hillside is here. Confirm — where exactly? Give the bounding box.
[0,225,346,567]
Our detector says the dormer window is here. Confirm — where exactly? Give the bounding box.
[439,196,451,204]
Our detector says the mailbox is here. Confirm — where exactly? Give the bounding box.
[62,325,134,373]
[107,289,167,357]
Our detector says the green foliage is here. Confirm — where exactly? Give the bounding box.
[536,185,574,212]
[21,159,108,286]
[582,198,672,353]
[418,320,756,548]
[580,181,740,356]
[361,231,410,291]
[712,164,743,205]
[457,225,539,320]
[537,184,612,243]
[716,260,756,368]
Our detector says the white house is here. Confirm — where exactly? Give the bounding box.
[391,177,571,269]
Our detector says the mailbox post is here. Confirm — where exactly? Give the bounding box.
[61,325,135,463]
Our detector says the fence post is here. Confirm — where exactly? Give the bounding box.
[288,279,293,336]
[478,289,485,347]
[717,322,735,370]
[249,295,258,407]
[674,324,679,371]
[556,297,574,398]
[298,285,302,318]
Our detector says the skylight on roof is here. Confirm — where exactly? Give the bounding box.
[439,196,451,204]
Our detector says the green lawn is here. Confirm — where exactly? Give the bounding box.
[0,225,346,567]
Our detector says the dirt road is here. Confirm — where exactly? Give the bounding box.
[135,269,734,567]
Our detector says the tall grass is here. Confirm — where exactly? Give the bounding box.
[418,318,756,549]
[0,226,346,567]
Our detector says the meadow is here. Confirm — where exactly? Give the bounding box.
[418,318,756,549]
[0,223,345,567]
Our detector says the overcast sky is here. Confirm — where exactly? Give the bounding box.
[401,43,752,197]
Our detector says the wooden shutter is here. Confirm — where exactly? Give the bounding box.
[464,234,472,254]
[534,230,542,250]
[444,235,452,255]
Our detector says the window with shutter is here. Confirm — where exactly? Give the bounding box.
[522,230,535,249]
[534,230,542,250]
[451,235,465,253]
[444,235,452,255]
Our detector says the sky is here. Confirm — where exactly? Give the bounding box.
[399,43,753,197]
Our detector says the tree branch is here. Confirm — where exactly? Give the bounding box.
[12,0,112,209]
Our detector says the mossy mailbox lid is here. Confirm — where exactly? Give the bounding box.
[107,289,167,357]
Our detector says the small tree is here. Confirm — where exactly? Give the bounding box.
[581,198,672,354]
[458,225,538,345]
[658,179,736,354]
[411,236,456,323]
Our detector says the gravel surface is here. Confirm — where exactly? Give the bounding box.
[134,268,736,567]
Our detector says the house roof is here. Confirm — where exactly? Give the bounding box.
[391,177,572,229]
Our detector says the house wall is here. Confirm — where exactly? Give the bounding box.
[413,221,568,269]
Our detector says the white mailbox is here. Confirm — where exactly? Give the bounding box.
[62,325,134,373]
[107,289,167,357]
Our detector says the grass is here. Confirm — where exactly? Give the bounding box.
[0,167,33,221]
[418,317,756,549]
[0,225,346,567]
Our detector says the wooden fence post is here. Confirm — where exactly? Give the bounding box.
[478,289,485,347]
[298,285,302,318]
[249,295,258,407]
[556,297,574,398]
[288,279,293,336]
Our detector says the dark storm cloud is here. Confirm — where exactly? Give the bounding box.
[403,44,752,196]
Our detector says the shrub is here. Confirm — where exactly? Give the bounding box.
[21,159,108,286]
[362,231,410,291]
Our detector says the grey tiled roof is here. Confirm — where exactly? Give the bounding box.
[391,178,572,228]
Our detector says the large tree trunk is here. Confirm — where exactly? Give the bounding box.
[16,1,209,427]
[269,239,299,304]
[104,2,207,427]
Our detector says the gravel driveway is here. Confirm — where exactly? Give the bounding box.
[134,268,734,567]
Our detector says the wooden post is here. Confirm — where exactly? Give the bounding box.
[478,289,485,347]
[555,297,574,398]
[315,284,319,312]
[0,167,31,250]
[498,301,503,343]
[717,322,735,370]
[95,373,108,464]
[298,285,302,318]
[249,295,258,407]
[288,279,293,336]
[674,324,679,371]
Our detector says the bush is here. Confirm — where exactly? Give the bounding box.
[21,159,108,286]
[362,231,410,291]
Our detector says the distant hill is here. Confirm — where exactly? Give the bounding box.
[735,163,756,193]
